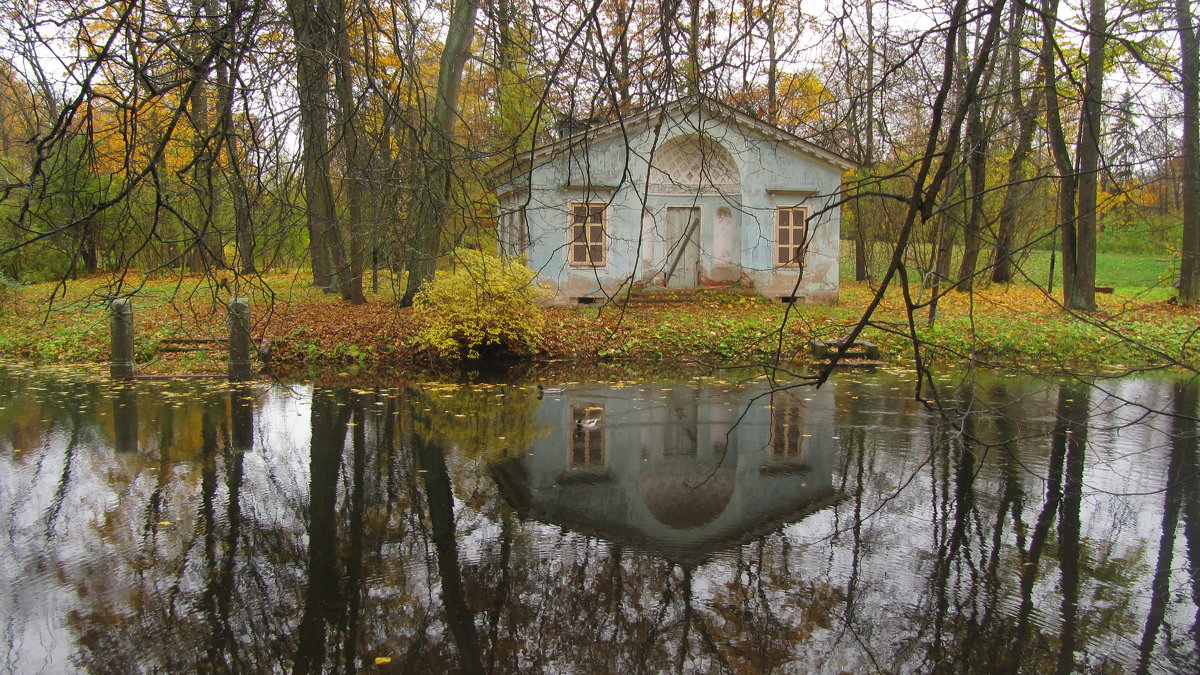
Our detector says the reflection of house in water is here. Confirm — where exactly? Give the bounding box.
[492,381,845,566]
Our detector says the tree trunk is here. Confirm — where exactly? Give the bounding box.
[926,206,957,327]
[332,0,366,304]
[930,19,972,320]
[612,0,634,111]
[80,219,98,274]
[993,5,1038,284]
[956,100,988,290]
[855,0,876,283]
[185,0,227,275]
[687,0,702,97]
[216,50,257,275]
[400,0,480,306]
[1039,0,1080,306]
[286,0,348,294]
[854,222,870,282]
[1069,0,1105,311]
[1177,0,1200,303]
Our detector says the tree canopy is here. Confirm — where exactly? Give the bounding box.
[0,0,1193,324]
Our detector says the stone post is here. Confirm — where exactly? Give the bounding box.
[109,297,135,379]
[228,297,252,380]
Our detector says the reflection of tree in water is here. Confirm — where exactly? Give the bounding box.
[1138,378,1198,673]
[704,538,846,672]
[824,374,1160,672]
[1,370,1198,671]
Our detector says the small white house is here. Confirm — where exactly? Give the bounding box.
[489,96,855,305]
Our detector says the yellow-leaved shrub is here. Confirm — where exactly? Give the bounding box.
[412,249,550,361]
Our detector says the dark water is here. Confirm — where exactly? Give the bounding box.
[0,364,1197,673]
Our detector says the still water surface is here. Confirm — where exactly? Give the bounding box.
[0,364,1197,673]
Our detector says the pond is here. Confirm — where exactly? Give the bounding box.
[0,363,1196,673]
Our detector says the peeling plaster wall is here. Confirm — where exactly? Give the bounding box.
[498,108,845,304]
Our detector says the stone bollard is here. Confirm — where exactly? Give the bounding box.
[227,297,252,380]
[109,297,135,379]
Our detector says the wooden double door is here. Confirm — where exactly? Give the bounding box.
[662,206,700,288]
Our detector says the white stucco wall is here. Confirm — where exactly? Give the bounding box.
[495,104,848,304]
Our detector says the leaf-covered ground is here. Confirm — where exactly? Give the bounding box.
[0,272,1196,375]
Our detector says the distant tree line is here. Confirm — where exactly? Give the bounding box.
[0,0,1193,311]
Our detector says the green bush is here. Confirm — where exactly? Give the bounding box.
[412,249,550,361]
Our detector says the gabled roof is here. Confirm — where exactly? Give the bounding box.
[487,94,858,185]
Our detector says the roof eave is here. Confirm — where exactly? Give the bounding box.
[487,95,859,185]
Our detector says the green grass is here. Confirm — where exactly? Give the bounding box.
[840,241,1178,299]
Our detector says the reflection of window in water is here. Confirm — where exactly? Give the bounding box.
[571,404,605,468]
[771,403,803,460]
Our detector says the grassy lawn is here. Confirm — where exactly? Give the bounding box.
[0,250,1196,374]
[839,241,1178,299]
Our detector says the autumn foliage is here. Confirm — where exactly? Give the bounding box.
[0,271,1196,375]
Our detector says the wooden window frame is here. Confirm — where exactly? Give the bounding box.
[570,404,605,468]
[502,207,527,257]
[775,206,809,267]
[570,202,607,267]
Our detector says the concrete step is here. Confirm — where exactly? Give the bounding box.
[809,339,881,361]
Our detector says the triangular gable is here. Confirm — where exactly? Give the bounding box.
[488,95,857,185]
